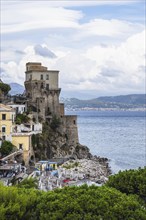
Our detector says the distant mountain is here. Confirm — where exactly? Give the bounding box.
[9,83,25,95]
[97,94,146,105]
[60,94,146,109]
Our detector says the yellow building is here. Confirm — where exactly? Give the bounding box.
[0,104,32,164]
[12,134,32,163]
[0,104,42,164]
[0,104,15,141]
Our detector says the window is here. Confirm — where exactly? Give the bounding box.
[2,136,5,141]
[30,74,32,80]
[19,144,23,150]
[46,84,49,90]
[12,114,14,122]
[46,74,49,80]
[73,120,76,125]
[16,107,19,114]
[2,127,6,133]
[41,83,44,89]
[40,74,43,80]
[2,114,6,120]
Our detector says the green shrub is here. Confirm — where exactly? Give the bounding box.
[62,162,80,169]
[0,141,16,157]
[50,115,61,130]
[15,113,30,125]
[106,167,146,201]
[0,83,11,95]
[0,184,146,220]
[16,178,38,189]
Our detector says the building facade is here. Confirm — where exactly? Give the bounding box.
[25,62,61,120]
[0,104,15,141]
[0,104,42,165]
[24,62,79,145]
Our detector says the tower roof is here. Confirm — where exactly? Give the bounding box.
[26,62,48,72]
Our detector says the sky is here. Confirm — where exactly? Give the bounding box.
[0,0,145,99]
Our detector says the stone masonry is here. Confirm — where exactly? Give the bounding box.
[24,62,79,147]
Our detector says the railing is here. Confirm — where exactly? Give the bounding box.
[1,150,23,161]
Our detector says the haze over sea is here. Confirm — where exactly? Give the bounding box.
[66,110,146,173]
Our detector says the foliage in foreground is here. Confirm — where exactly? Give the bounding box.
[0,183,146,220]
[16,178,38,189]
[106,167,146,201]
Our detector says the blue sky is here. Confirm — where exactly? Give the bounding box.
[1,0,145,98]
[69,1,145,23]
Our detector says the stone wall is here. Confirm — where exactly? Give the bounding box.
[61,115,79,145]
[24,62,82,161]
[25,80,61,118]
[60,103,65,116]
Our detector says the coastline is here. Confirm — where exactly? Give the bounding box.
[35,156,112,191]
[60,157,112,184]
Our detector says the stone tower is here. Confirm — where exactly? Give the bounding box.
[24,62,61,120]
[25,62,79,147]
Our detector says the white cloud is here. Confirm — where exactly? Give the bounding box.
[1,61,25,84]
[3,0,138,8]
[2,5,82,34]
[2,27,145,94]
[1,29,145,95]
[2,1,142,35]
[1,1,145,97]
[80,19,144,38]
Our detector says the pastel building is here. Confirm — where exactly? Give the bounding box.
[0,104,42,164]
[8,104,26,114]
[0,104,15,142]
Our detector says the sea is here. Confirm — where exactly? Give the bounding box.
[66,110,146,174]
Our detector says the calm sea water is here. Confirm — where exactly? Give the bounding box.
[66,110,146,173]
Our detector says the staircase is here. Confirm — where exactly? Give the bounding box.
[1,150,23,161]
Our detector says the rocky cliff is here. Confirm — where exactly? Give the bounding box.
[31,122,92,162]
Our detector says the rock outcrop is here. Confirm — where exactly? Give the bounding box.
[60,158,111,184]
[32,122,92,161]
[32,122,111,182]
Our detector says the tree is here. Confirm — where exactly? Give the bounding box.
[0,183,39,220]
[0,82,11,95]
[16,178,38,189]
[35,185,146,219]
[106,167,146,202]
[0,141,16,157]
[0,184,146,220]
[15,113,30,125]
